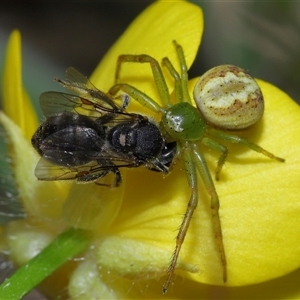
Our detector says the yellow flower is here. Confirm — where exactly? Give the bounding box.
[1,1,300,299]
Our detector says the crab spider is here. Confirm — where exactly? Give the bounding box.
[108,41,284,293]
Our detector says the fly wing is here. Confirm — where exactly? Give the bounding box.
[39,91,104,118]
[40,67,136,122]
[65,67,95,90]
[34,151,140,182]
[34,156,96,181]
[55,67,122,111]
[39,90,144,127]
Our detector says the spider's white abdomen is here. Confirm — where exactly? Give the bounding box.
[194,65,264,130]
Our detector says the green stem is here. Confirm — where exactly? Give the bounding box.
[0,227,91,300]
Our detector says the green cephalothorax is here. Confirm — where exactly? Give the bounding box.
[162,102,206,141]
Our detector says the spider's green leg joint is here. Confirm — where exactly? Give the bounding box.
[193,144,227,283]
[115,54,170,107]
[208,128,285,162]
[202,137,228,181]
[109,83,164,114]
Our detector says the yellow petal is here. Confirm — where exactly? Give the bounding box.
[219,80,300,285]
[105,79,300,286]
[62,183,124,232]
[69,265,300,299]
[91,0,203,112]
[96,235,197,279]
[88,0,300,289]
[0,111,69,221]
[1,31,81,224]
[2,30,38,140]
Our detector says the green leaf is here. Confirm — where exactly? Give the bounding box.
[0,228,91,300]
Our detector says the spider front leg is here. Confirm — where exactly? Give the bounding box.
[109,83,164,114]
[162,141,199,293]
[115,54,171,107]
[161,57,183,104]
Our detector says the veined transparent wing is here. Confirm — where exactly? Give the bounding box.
[55,67,122,111]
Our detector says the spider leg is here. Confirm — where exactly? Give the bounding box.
[109,83,164,113]
[193,143,227,283]
[115,54,170,107]
[162,41,193,105]
[162,57,183,103]
[173,41,193,104]
[208,128,285,162]
[202,137,228,181]
[162,141,198,294]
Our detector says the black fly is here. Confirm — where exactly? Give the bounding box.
[31,67,176,187]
